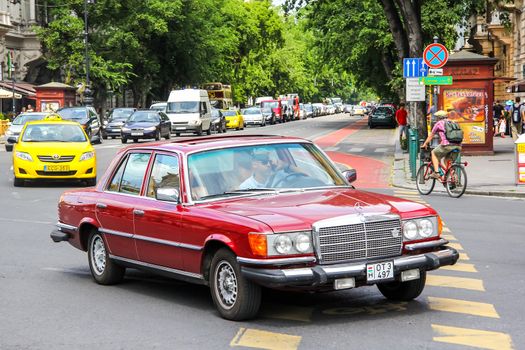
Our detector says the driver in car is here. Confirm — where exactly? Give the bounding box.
[239,152,273,190]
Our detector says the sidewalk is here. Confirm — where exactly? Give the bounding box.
[392,136,525,198]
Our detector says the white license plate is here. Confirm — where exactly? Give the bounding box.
[131,132,143,136]
[175,127,186,130]
[366,261,394,282]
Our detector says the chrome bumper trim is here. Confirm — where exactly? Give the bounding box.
[109,255,203,280]
[99,228,133,239]
[404,238,449,251]
[56,222,78,232]
[237,256,317,266]
[133,234,203,251]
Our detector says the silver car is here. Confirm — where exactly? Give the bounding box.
[4,112,49,151]
[241,107,266,126]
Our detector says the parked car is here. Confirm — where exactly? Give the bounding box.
[149,102,167,112]
[13,115,96,187]
[368,106,397,129]
[312,103,325,116]
[210,107,227,133]
[51,135,458,321]
[352,106,367,116]
[303,103,315,118]
[260,100,282,124]
[166,89,212,136]
[102,108,136,139]
[4,112,49,151]
[57,106,103,144]
[121,110,171,143]
[241,107,265,126]
[222,109,245,130]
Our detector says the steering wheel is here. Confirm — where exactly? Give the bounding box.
[273,172,309,187]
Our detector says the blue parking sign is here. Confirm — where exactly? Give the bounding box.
[403,58,428,78]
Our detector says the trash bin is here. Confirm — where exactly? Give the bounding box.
[515,134,525,185]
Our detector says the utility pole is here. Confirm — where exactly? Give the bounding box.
[83,0,94,106]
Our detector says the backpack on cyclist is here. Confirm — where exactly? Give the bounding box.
[512,103,523,124]
[445,120,464,144]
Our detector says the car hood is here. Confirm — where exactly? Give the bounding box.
[243,114,263,120]
[210,188,434,232]
[7,125,23,134]
[18,141,92,153]
[107,121,125,127]
[124,121,158,128]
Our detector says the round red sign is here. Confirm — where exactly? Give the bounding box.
[423,43,449,69]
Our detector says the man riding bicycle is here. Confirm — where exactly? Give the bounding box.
[421,110,462,179]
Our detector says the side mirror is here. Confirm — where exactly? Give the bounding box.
[156,187,180,203]
[342,169,357,183]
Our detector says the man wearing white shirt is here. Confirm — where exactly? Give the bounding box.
[239,152,273,190]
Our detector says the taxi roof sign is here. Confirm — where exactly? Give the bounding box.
[43,114,62,121]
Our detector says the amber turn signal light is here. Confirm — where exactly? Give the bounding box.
[437,216,443,236]
[248,233,267,256]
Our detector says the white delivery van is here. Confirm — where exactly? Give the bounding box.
[166,89,212,136]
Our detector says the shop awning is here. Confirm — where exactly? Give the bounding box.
[0,88,22,99]
[0,82,36,97]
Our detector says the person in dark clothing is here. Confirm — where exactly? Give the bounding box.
[493,100,503,135]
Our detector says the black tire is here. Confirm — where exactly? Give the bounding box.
[369,123,374,129]
[209,248,261,321]
[416,164,436,195]
[223,124,227,133]
[445,164,467,198]
[5,144,13,152]
[121,137,127,144]
[13,177,24,187]
[87,231,125,285]
[377,270,426,301]
[133,138,138,143]
[111,136,116,139]
[102,133,108,140]
[164,131,171,140]
[195,126,202,136]
[176,133,180,137]
[85,177,97,187]
[96,130,103,144]
[155,130,161,141]
[206,126,212,135]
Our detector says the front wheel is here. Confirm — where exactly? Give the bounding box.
[209,248,261,321]
[87,231,125,285]
[416,164,436,195]
[121,137,127,144]
[377,270,426,301]
[445,164,467,198]
[155,130,161,141]
[206,126,212,135]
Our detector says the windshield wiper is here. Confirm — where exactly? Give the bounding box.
[197,188,278,201]
[227,188,277,193]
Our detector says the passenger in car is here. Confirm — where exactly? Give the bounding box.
[238,152,272,189]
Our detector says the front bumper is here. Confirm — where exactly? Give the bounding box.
[13,158,96,180]
[103,127,122,136]
[240,246,458,288]
[226,118,241,128]
[122,130,157,139]
[171,124,200,132]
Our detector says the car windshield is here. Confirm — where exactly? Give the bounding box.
[110,109,134,121]
[21,124,87,142]
[12,113,47,125]
[261,102,278,111]
[242,108,260,115]
[305,105,313,111]
[187,143,347,201]
[57,108,87,120]
[166,101,199,113]
[211,109,220,118]
[375,107,393,115]
[128,112,160,123]
[222,111,238,117]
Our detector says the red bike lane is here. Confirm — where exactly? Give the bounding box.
[313,118,390,189]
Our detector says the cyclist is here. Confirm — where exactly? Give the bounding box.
[421,110,462,179]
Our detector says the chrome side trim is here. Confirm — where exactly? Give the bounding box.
[99,228,133,239]
[133,234,203,251]
[404,238,449,251]
[237,256,316,266]
[56,222,78,232]
[109,255,203,280]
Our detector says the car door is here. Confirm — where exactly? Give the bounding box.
[133,152,185,270]
[95,151,152,259]
[160,112,170,135]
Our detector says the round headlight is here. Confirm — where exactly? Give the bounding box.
[418,219,434,237]
[274,235,293,254]
[294,234,311,253]
[403,221,418,240]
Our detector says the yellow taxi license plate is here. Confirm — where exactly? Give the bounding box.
[44,165,70,172]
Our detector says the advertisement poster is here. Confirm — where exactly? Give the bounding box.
[443,88,487,144]
[517,143,525,185]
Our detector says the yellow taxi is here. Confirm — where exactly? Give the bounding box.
[12,115,97,187]
[222,109,245,130]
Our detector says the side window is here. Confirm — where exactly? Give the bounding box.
[107,155,128,192]
[146,154,180,198]
[201,102,207,114]
[119,153,152,195]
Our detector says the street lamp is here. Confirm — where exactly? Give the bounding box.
[83,0,95,106]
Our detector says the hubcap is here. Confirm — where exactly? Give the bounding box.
[215,261,238,310]
[91,236,106,275]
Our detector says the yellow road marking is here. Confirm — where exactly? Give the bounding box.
[441,234,457,241]
[260,304,313,322]
[427,275,484,291]
[428,297,499,318]
[231,328,302,350]
[440,262,477,273]
[397,195,421,199]
[447,242,464,251]
[432,324,513,350]
[459,252,470,261]
[442,227,451,233]
[394,190,420,195]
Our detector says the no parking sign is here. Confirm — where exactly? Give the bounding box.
[423,43,449,69]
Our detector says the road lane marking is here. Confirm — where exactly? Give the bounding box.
[440,262,477,273]
[427,275,484,291]
[459,252,470,261]
[441,234,457,241]
[230,328,302,350]
[428,297,499,318]
[348,147,364,152]
[442,227,451,233]
[447,242,464,251]
[432,324,513,350]
[260,304,313,322]
[394,190,420,195]
[374,148,388,153]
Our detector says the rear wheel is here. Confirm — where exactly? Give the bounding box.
[210,248,261,321]
[88,231,125,285]
[445,164,467,198]
[416,164,436,195]
[378,270,426,301]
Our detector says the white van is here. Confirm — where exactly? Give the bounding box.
[166,89,212,136]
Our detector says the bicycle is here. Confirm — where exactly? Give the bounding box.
[416,148,468,198]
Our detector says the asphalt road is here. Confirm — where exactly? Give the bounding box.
[0,114,523,350]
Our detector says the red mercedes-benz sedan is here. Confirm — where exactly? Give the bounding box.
[51,135,458,320]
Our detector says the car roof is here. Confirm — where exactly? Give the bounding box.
[118,135,310,155]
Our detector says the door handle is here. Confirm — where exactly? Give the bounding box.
[133,209,145,216]
[96,203,107,209]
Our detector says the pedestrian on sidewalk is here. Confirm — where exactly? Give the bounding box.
[396,103,408,151]
[497,116,506,138]
[511,97,524,140]
[493,100,503,135]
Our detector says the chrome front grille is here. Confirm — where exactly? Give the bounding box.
[37,155,75,163]
[316,218,402,264]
